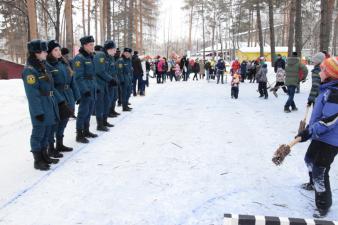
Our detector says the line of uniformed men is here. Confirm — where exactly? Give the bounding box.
[22,35,134,171]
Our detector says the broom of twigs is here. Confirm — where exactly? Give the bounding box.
[272,137,302,166]
[298,105,311,133]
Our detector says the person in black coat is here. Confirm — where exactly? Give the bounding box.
[132,51,143,96]
[274,54,286,73]
[192,60,200,81]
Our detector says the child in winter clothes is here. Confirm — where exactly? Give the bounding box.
[307,52,326,106]
[296,57,338,217]
[271,68,288,97]
[231,73,241,99]
[256,63,268,99]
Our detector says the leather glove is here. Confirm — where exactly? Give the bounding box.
[84,91,91,97]
[295,126,311,142]
[35,114,44,122]
[58,102,74,120]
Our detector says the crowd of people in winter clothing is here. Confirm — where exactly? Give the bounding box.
[21,36,338,218]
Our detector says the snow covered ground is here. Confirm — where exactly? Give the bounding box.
[0,66,337,225]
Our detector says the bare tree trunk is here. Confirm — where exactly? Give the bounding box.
[139,0,143,52]
[188,5,194,51]
[100,0,106,43]
[107,0,111,40]
[128,0,134,48]
[112,0,115,41]
[320,0,335,51]
[287,0,296,56]
[82,0,86,36]
[256,0,264,57]
[202,0,206,61]
[55,1,61,42]
[65,0,74,54]
[295,0,303,58]
[88,0,91,35]
[43,0,48,39]
[27,0,38,40]
[248,8,252,47]
[95,0,98,42]
[268,0,276,66]
[333,15,338,55]
[135,0,139,50]
[123,0,127,47]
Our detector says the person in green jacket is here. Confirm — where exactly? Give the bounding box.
[284,52,309,113]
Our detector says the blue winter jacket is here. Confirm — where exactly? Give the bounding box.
[22,59,63,126]
[309,80,338,147]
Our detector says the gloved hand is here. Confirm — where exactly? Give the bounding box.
[84,91,91,97]
[76,99,81,105]
[58,102,74,120]
[307,100,314,107]
[295,126,311,142]
[109,79,118,86]
[35,114,44,122]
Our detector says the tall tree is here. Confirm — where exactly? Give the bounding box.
[268,0,276,66]
[27,0,38,40]
[294,0,303,58]
[287,0,296,56]
[320,0,335,51]
[64,0,73,54]
[256,0,264,57]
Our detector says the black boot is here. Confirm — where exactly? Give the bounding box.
[112,106,120,116]
[84,127,98,138]
[56,138,73,152]
[48,143,63,158]
[76,129,89,143]
[97,118,109,132]
[301,172,314,191]
[284,106,291,113]
[123,106,132,112]
[32,151,50,171]
[41,147,59,164]
[103,116,114,127]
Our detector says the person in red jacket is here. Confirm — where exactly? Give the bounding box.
[231,59,241,75]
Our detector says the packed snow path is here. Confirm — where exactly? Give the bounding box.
[0,76,337,224]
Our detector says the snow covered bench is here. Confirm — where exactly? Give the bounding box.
[224,214,338,225]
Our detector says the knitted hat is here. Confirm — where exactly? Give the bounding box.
[27,40,48,53]
[312,52,326,65]
[47,40,60,53]
[80,35,95,46]
[320,57,338,79]
[61,47,70,55]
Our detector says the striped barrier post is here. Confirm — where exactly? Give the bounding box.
[224,214,338,225]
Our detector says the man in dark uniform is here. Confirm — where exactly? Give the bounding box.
[117,48,133,111]
[102,41,120,118]
[115,48,123,107]
[73,36,98,143]
[94,44,115,131]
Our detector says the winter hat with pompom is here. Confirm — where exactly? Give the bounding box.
[320,57,338,79]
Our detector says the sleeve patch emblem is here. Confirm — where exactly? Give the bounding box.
[100,58,105,64]
[26,75,36,85]
[75,61,81,68]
